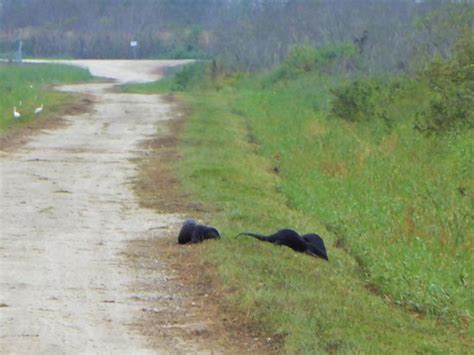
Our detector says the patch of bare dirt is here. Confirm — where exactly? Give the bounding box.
[132,96,206,214]
[126,234,275,354]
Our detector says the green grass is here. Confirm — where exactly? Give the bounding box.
[0,62,93,132]
[124,66,473,352]
[230,74,473,325]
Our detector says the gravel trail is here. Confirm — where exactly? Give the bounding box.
[0,60,197,354]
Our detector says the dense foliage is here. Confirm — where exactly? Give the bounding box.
[329,29,473,135]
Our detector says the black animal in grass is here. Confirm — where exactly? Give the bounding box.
[301,233,329,261]
[178,219,221,244]
[236,228,328,261]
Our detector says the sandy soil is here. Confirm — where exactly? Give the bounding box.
[0,60,219,354]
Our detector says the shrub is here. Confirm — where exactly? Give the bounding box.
[172,62,207,90]
[271,42,356,83]
[329,77,390,124]
[415,30,474,134]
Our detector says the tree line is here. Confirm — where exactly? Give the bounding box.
[0,0,472,72]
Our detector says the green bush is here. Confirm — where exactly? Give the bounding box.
[284,44,320,74]
[271,42,356,83]
[330,30,474,136]
[415,30,474,134]
[329,77,391,124]
[173,62,207,90]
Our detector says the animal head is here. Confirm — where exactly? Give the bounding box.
[302,233,328,260]
[183,219,197,225]
[306,242,328,261]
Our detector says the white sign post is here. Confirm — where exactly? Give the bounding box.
[130,40,139,59]
[16,40,23,63]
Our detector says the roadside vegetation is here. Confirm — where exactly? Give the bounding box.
[124,27,473,352]
[0,63,92,133]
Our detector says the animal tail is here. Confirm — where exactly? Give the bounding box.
[235,232,268,241]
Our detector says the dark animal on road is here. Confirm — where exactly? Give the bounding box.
[236,228,328,260]
[178,219,220,244]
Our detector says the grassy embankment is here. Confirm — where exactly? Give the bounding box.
[124,62,472,353]
[0,63,93,133]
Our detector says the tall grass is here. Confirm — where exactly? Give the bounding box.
[0,63,92,132]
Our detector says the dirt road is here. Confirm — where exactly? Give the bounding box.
[0,60,207,353]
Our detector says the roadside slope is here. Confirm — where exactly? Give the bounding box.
[121,62,472,352]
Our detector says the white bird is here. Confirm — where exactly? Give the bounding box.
[34,104,44,115]
[13,106,21,119]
